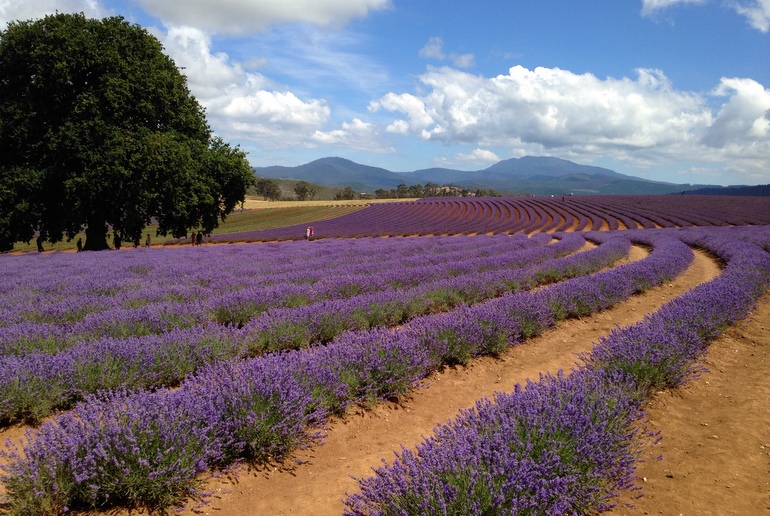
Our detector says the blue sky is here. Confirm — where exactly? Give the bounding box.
[2,1,769,186]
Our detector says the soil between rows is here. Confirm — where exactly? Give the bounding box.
[163,246,762,516]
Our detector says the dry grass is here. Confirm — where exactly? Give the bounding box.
[11,197,417,253]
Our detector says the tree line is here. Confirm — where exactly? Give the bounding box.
[253,178,500,201]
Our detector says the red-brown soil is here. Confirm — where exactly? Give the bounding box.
[165,247,768,515]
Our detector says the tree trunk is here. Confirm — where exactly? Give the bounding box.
[83,222,110,251]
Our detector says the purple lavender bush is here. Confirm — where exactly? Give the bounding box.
[343,370,646,515]
[583,230,770,394]
[4,226,764,514]
[344,226,770,515]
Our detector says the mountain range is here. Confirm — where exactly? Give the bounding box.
[252,156,725,196]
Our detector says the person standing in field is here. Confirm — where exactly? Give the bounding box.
[76,237,83,252]
[191,232,196,246]
[145,234,151,248]
[196,232,202,246]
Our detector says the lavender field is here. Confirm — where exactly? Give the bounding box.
[204,195,770,241]
[1,197,769,515]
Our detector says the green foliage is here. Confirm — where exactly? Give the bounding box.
[254,178,282,201]
[293,180,316,201]
[334,186,358,200]
[0,13,254,252]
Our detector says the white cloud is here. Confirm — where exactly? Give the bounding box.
[160,26,331,148]
[312,118,395,152]
[419,37,445,60]
[0,0,106,27]
[640,0,707,16]
[418,36,475,69]
[161,23,394,152]
[701,77,770,169]
[370,92,434,131]
[373,65,770,180]
[641,0,770,31]
[456,148,500,164]
[733,0,770,31]
[451,53,475,68]
[134,0,391,34]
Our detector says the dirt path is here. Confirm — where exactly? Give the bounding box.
[608,294,770,516]
[179,247,725,515]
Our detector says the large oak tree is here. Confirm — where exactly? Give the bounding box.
[0,13,254,251]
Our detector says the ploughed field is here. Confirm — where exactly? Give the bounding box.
[0,195,769,515]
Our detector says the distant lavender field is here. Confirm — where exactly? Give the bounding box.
[203,195,770,242]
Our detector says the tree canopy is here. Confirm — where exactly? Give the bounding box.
[293,180,316,201]
[254,178,282,201]
[0,13,255,251]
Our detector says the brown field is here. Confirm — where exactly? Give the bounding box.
[9,197,415,253]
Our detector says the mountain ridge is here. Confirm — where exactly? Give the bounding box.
[252,156,725,195]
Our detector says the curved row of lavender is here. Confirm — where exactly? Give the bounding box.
[0,231,696,513]
[205,195,770,242]
[0,233,615,426]
[343,225,770,515]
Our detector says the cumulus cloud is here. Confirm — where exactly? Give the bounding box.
[159,27,394,153]
[733,0,770,31]
[312,118,395,152]
[0,0,106,27]
[375,66,708,149]
[370,92,435,134]
[419,36,475,68]
[160,27,331,148]
[456,148,501,164]
[702,77,770,166]
[371,65,770,178]
[134,0,391,34]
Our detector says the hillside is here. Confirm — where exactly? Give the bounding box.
[252,156,726,196]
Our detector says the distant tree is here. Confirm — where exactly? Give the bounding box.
[475,188,499,197]
[423,182,441,197]
[407,184,424,198]
[396,183,409,198]
[334,186,357,200]
[0,13,254,251]
[293,180,316,201]
[374,188,391,199]
[255,178,282,201]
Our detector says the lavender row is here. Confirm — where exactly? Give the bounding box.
[344,369,646,515]
[342,227,770,515]
[584,229,770,393]
[0,233,605,425]
[236,232,590,350]
[0,234,541,328]
[0,232,688,513]
[208,232,564,328]
[206,196,770,241]
[401,234,690,367]
[0,234,554,354]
